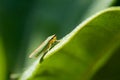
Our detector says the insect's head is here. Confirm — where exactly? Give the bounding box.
[51,34,57,42]
[48,34,57,44]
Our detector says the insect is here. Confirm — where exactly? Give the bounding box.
[29,34,59,62]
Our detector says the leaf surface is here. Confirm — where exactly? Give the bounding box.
[20,7,120,80]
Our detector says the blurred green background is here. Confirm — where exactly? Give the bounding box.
[0,0,120,80]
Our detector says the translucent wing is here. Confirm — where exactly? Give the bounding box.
[29,34,55,58]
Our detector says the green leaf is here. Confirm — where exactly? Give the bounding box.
[0,37,7,80]
[20,7,120,80]
[81,0,115,20]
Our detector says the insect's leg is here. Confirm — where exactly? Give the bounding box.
[39,44,51,63]
[39,40,60,63]
[39,50,49,63]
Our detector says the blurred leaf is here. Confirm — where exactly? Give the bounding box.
[20,7,120,80]
[81,0,116,20]
[0,0,35,74]
[0,37,6,80]
[0,0,116,75]
[0,0,118,79]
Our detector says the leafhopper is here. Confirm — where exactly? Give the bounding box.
[29,34,59,62]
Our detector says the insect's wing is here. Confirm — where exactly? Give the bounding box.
[29,35,55,58]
